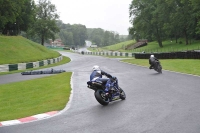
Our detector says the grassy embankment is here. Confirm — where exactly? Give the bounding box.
[88,39,200,76]
[0,36,71,75]
[0,36,72,121]
[0,36,61,64]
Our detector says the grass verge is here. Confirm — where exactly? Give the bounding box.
[121,59,200,76]
[0,72,72,121]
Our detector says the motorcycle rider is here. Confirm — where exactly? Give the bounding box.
[90,65,115,95]
[149,54,159,69]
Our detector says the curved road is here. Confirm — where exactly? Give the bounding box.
[0,51,200,133]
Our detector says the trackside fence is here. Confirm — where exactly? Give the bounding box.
[80,51,200,59]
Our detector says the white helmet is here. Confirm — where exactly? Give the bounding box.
[92,65,100,71]
[150,55,154,58]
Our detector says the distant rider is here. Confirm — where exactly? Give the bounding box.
[90,65,115,95]
[149,54,159,69]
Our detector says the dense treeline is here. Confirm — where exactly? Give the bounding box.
[87,28,131,46]
[55,21,131,47]
[0,0,35,36]
[129,0,200,47]
[87,28,119,46]
[0,0,130,47]
[55,20,87,47]
[0,0,59,45]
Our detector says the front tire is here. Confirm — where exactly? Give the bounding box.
[119,87,126,100]
[94,89,109,106]
[158,65,162,73]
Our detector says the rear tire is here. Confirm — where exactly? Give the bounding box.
[94,89,109,106]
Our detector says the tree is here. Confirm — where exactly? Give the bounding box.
[164,0,197,44]
[129,0,165,47]
[129,0,199,46]
[90,28,104,46]
[59,29,74,45]
[70,24,87,47]
[56,22,87,47]
[0,0,26,35]
[87,28,121,46]
[114,33,120,43]
[34,0,60,45]
[103,31,110,45]
[189,0,200,38]
[16,0,36,34]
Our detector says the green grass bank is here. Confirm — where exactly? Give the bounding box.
[0,36,60,64]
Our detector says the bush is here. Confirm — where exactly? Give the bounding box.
[63,47,70,50]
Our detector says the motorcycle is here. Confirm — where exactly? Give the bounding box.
[87,76,126,106]
[154,60,162,73]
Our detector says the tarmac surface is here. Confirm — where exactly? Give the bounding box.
[0,51,200,133]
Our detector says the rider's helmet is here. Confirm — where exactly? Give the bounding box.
[150,55,154,58]
[92,65,100,71]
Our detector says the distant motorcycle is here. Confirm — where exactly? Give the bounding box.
[154,60,162,73]
[87,76,126,106]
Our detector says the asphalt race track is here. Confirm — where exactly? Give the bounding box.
[0,51,200,133]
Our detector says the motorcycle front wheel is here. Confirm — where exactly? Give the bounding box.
[94,89,109,106]
[157,65,162,73]
[119,87,126,100]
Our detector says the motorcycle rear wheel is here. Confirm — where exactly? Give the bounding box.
[94,89,109,106]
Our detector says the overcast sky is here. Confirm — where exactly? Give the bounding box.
[49,0,132,35]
